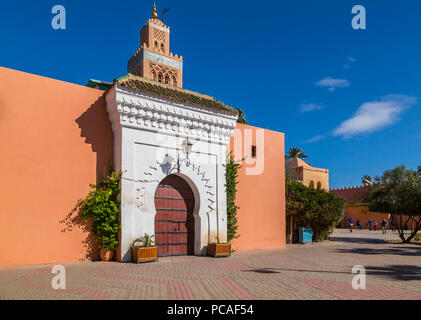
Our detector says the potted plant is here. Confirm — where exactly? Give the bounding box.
[207,237,231,258]
[78,170,122,261]
[132,233,159,263]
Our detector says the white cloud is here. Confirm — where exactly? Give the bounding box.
[315,77,350,92]
[333,94,417,138]
[300,103,325,113]
[304,134,327,143]
[343,57,356,69]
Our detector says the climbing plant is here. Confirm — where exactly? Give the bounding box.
[78,169,122,251]
[226,152,242,242]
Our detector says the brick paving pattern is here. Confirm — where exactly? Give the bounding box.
[0,229,420,300]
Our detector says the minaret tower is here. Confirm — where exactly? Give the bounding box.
[127,3,183,88]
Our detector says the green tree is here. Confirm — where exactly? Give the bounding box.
[286,178,345,241]
[286,147,309,160]
[417,165,421,176]
[366,165,421,243]
[236,108,248,124]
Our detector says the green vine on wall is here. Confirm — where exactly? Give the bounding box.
[78,169,122,251]
[226,152,242,242]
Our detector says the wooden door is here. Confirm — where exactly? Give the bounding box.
[154,175,195,256]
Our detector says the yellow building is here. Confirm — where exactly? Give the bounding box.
[288,158,329,190]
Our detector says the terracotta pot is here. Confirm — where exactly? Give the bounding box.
[99,248,115,261]
[132,246,158,263]
[207,243,231,257]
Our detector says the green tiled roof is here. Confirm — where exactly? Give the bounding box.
[86,79,113,91]
[115,74,238,116]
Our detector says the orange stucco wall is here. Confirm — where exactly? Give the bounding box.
[229,123,286,251]
[0,67,114,267]
[0,67,286,267]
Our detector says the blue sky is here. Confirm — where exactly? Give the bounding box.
[1,0,420,188]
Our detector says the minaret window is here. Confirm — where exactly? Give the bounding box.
[158,73,163,83]
[165,75,169,84]
[154,41,158,49]
[172,76,177,87]
[161,43,165,52]
[152,70,157,81]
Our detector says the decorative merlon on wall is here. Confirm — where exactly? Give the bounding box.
[329,185,370,191]
[106,85,238,144]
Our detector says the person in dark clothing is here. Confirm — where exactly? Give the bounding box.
[381,218,388,234]
[349,217,354,232]
[389,217,397,232]
[373,220,377,230]
[366,220,373,231]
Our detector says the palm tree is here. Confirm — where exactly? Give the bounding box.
[285,147,308,160]
[236,108,248,124]
[361,174,372,185]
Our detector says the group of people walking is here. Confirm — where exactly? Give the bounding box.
[348,217,389,234]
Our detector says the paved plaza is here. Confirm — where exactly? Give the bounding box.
[1,229,420,300]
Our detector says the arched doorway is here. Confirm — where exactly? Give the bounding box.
[154,174,195,256]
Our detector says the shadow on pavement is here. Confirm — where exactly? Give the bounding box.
[242,265,421,281]
[365,265,421,281]
[334,245,421,257]
[242,268,280,274]
[329,236,387,244]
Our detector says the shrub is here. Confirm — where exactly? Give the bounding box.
[78,170,122,251]
[286,178,345,241]
[132,233,155,247]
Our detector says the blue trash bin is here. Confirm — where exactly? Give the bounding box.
[299,227,312,243]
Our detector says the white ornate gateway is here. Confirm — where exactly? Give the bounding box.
[105,8,238,261]
[105,73,237,261]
